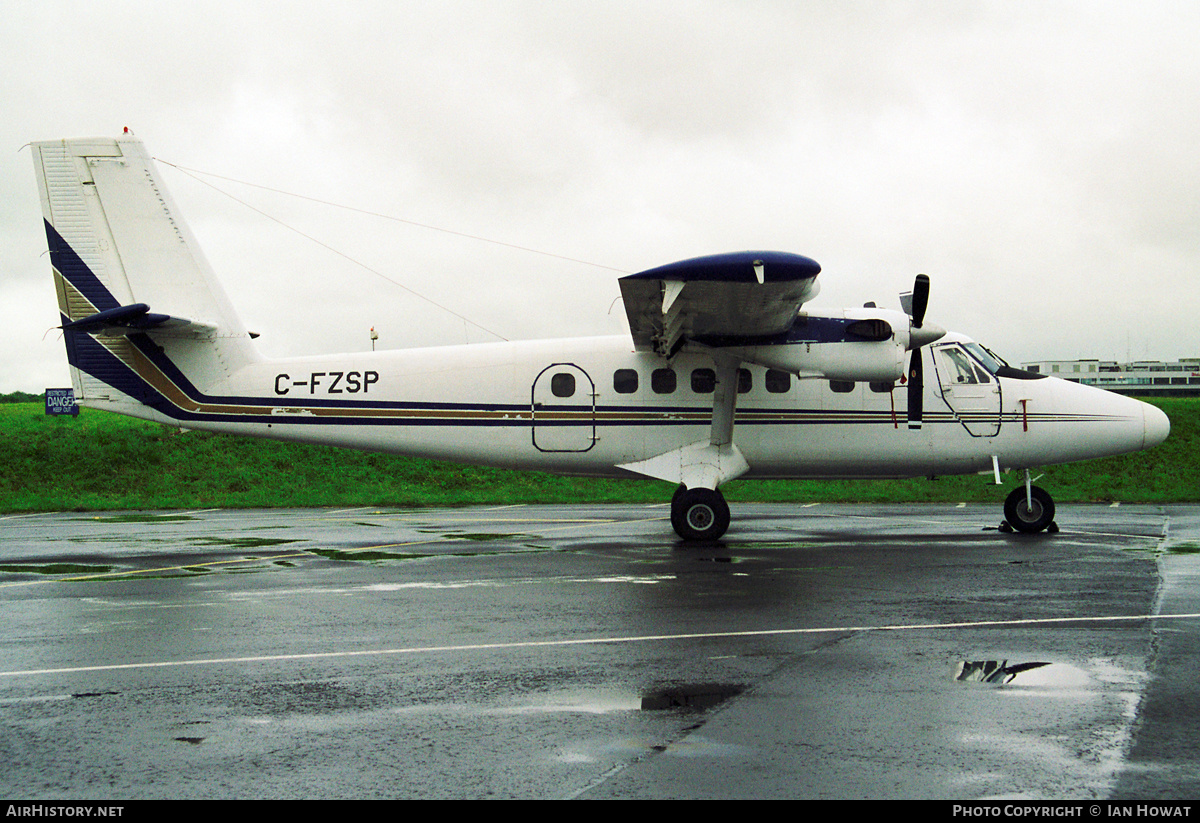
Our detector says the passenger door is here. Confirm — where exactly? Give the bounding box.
[531,364,596,452]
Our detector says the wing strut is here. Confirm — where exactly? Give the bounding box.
[616,351,749,490]
[709,354,739,448]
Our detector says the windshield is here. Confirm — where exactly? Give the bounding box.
[963,342,1004,375]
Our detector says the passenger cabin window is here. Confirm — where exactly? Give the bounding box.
[829,380,855,393]
[651,368,677,394]
[738,368,752,393]
[765,369,791,393]
[691,368,716,393]
[613,369,638,394]
[869,381,895,393]
[551,372,576,397]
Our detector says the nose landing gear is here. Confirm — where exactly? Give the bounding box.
[1001,471,1057,534]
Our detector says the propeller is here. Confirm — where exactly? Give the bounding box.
[910,273,929,329]
[900,274,943,430]
[907,339,925,430]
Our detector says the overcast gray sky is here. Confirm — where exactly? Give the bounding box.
[3,1,1198,393]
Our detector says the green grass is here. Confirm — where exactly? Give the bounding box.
[0,397,1193,512]
[0,402,675,512]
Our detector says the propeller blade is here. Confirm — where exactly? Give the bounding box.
[910,274,929,328]
[907,348,923,430]
[900,273,932,429]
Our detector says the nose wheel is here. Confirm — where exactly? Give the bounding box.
[1002,485,1056,533]
[671,486,731,541]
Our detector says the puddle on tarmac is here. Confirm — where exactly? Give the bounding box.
[83,514,196,523]
[308,548,432,562]
[641,683,745,711]
[188,537,299,548]
[0,563,116,576]
[955,660,1053,685]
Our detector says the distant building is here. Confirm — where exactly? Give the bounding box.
[1020,357,1200,396]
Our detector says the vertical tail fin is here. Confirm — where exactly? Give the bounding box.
[31,135,260,414]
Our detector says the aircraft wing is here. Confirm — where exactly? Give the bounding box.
[618,251,820,357]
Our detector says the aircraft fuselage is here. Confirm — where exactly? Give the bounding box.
[95,330,1163,483]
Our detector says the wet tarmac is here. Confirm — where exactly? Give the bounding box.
[1,502,1198,799]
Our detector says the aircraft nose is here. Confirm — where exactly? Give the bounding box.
[1142,402,1170,448]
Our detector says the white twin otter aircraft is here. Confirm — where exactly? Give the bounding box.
[31,135,1170,541]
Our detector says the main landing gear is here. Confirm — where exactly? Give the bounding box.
[1000,476,1057,534]
[671,484,731,541]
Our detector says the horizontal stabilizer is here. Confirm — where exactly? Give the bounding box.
[60,302,217,337]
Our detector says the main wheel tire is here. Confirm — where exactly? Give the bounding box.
[1004,485,1055,534]
[672,487,730,542]
[670,484,688,535]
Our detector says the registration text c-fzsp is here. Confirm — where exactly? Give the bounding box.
[274,371,379,395]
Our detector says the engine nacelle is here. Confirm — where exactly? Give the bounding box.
[722,307,912,383]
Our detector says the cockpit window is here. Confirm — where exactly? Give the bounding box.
[941,341,1047,382]
[938,346,988,384]
[963,342,1003,375]
[973,343,1049,380]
